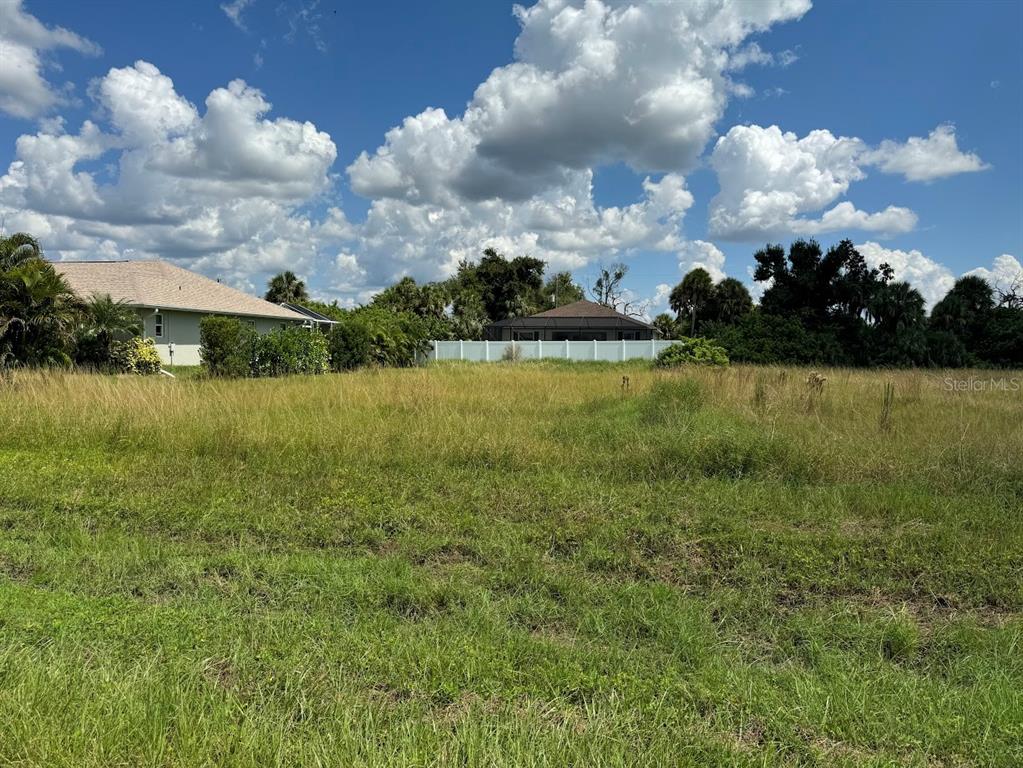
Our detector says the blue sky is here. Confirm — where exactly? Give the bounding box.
[0,0,1020,312]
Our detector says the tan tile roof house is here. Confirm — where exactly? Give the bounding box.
[54,259,309,365]
[55,260,306,320]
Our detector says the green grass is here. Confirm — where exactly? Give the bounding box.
[0,362,1020,766]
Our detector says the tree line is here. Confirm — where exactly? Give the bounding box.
[271,238,1021,369]
[3,228,1020,371]
[266,248,590,351]
[653,239,1021,368]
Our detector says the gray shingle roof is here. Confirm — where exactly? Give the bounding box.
[53,260,308,321]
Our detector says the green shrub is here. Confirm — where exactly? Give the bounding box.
[705,313,849,365]
[328,317,373,371]
[199,316,256,378]
[110,337,162,375]
[654,337,729,368]
[327,308,432,370]
[253,326,329,376]
[201,317,327,378]
[361,308,432,367]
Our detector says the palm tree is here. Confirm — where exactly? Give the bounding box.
[652,312,679,340]
[0,259,81,366]
[709,277,754,325]
[868,281,925,334]
[670,268,714,335]
[75,293,142,366]
[868,281,928,366]
[265,271,309,304]
[930,275,994,342]
[0,232,43,272]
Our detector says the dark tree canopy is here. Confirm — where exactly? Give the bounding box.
[264,271,309,304]
[669,268,715,335]
[707,278,753,326]
[930,276,995,340]
[542,271,584,308]
[3,228,1020,370]
[453,248,546,322]
[711,238,1022,368]
[372,277,447,319]
[669,271,752,336]
[754,239,892,327]
[867,281,928,366]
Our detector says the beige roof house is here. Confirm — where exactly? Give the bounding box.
[54,259,306,321]
[53,259,309,366]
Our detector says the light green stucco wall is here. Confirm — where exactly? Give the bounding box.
[138,309,302,366]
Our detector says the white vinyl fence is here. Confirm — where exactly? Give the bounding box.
[429,339,677,363]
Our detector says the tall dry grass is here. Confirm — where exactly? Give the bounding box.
[4,362,1017,492]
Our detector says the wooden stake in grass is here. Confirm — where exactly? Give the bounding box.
[879,380,895,433]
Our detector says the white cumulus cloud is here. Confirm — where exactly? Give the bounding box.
[677,239,727,282]
[0,0,100,119]
[858,242,1020,310]
[709,123,986,240]
[349,0,811,204]
[860,124,989,182]
[341,0,811,295]
[0,60,343,292]
[965,254,1022,298]
[3,1,994,307]
[857,241,955,308]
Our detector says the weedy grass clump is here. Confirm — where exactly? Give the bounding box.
[0,363,1019,766]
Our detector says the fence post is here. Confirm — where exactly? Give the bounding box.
[537,338,542,360]
[593,338,597,361]
[459,339,464,361]
[650,337,655,359]
[433,341,438,362]
[565,340,571,360]
[484,340,490,362]
[621,338,626,362]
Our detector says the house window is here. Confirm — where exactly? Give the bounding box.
[552,331,607,341]
[153,313,163,338]
[618,331,638,340]
[513,331,538,341]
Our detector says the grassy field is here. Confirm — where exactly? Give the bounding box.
[0,362,1020,766]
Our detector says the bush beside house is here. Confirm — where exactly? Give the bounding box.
[111,337,162,375]
[199,316,330,378]
[327,316,373,370]
[199,316,257,377]
[252,326,329,376]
